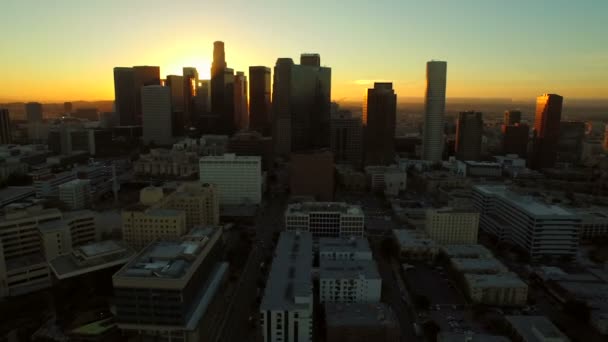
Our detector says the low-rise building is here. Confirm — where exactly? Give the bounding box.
[319,237,372,261]
[464,273,528,306]
[260,232,314,342]
[285,202,365,238]
[441,244,494,259]
[121,207,186,251]
[59,179,92,210]
[325,303,400,342]
[33,170,77,198]
[320,259,382,303]
[392,229,438,261]
[113,227,227,342]
[450,257,508,274]
[456,160,502,178]
[425,208,479,244]
[505,315,569,342]
[335,165,366,192]
[437,332,509,342]
[573,207,608,239]
[365,165,407,196]
[0,160,28,183]
[134,148,199,178]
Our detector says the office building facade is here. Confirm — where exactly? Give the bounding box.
[290,150,335,201]
[423,61,447,162]
[142,85,173,146]
[502,123,529,157]
[504,110,522,126]
[330,111,363,166]
[531,93,563,169]
[121,208,187,251]
[285,202,365,238]
[363,83,396,166]
[199,154,262,205]
[425,208,479,244]
[557,121,586,163]
[59,179,92,210]
[0,109,11,144]
[233,71,248,131]
[249,66,272,135]
[455,111,483,161]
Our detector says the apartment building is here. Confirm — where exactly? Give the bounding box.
[285,202,364,238]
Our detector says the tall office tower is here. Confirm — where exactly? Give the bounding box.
[301,53,321,67]
[531,93,563,169]
[260,232,313,342]
[25,102,43,122]
[183,67,198,125]
[422,61,448,162]
[502,123,529,157]
[210,41,231,132]
[194,80,211,114]
[557,121,586,163]
[455,111,483,161]
[141,85,173,146]
[363,82,397,166]
[290,150,335,201]
[0,109,11,144]
[233,71,248,131]
[166,75,185,136]
[248,66,271,135]
[221,68,236,134]
[504,110,522,126]
[272,58,294,155]
[133,66,161,124]
[272,55,331,154]
[113,227,227,342]
[330,111,362,166]
[64,102,73,115]
[113,67,137,125]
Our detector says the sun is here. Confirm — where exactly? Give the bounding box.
[164,58,211,80]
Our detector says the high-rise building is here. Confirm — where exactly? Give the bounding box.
[504,110,522,126]
[0,109,11,144]
[199,154,262,205]
[210,41,237,134]
[290,150,335,201]
[113,227,226,342]
[113,67,137,125]
[195,80,211,115]
[141,85,173,146]
[455,111,483,161]
[557,121,585,163]
[133,66,161,123]
[25,102,43,122]
[301,53,321,67]
[272,55,331,154]
[248,66,271,135]
[166,75,186,136]
[285,202,365,238]
[227,130,274,170]
[330,111,363,166]
[363,82,396,165]
[531,94,563,169]
[183,67,198,125]
[423,61,448,162]
[260,232,313,342]
[502,123,529,157]
[233,71,248,131]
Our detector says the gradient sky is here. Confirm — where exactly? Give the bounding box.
[1,0,607,103]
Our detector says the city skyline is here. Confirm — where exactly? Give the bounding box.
[1,0,607,102]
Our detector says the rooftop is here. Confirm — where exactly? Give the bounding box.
[461,160,502,167]
[49,240,135,280]
[286,202,363,216]
[506,316,569,342]
[474,184,575,217]
[437,332,510,342]
[325,302,398,328]
[199,153,261,162]
[320,259,380,279]
[441,244,494,259]
[70,318,116,336]
[465,272,527,288]
[451,257,507,274]
[319,237,371,254]
[260,232,313,311]
[0,186,35,206]
[392,229,436,248]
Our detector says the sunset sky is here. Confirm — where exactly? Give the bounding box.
[1,0,607,103]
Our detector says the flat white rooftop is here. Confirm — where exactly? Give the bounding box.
[474,185,575,217]
[320,259,380,279]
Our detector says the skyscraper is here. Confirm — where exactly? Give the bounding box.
[233,71,248,131]
[194,80,210,115]
[423,61,447,162]
[531,93,563,169]
[222,68,236,134]
[133,66,161,124]
[0,109,11,144]
[363,82,396,166]
[504,110,522,125]
[272,54,331,154]
[502,123,529,157]
[183,67,198,126]
[113,67,136,125]
[455,111,483,161]
[25,102,43,122]
[166,75,185,136]
[557,121,585,163]
[210,41,231,133]
[249,66,271,135]
[300,53,321,67]
[141,85,173,146]
[330,111,362,166]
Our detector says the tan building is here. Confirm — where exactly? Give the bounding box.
[425,208,479,244]
[464,273,528,306]
[160,183,220,228]
[122,207,187,251]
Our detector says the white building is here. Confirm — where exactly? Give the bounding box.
[364,165,407,196]
[422,60,447,162]
[260,232,313,342]
[142,85,173,146]
[473,185,580,259]
[33,170,76,198]
[199,154,262,205]
[320,259,382,304]
[425,208,479,244]
[319,237,372,261]
[59,179,91,210]
[285,202,364,238]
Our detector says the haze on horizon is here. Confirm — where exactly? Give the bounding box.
[1,0,607,103]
